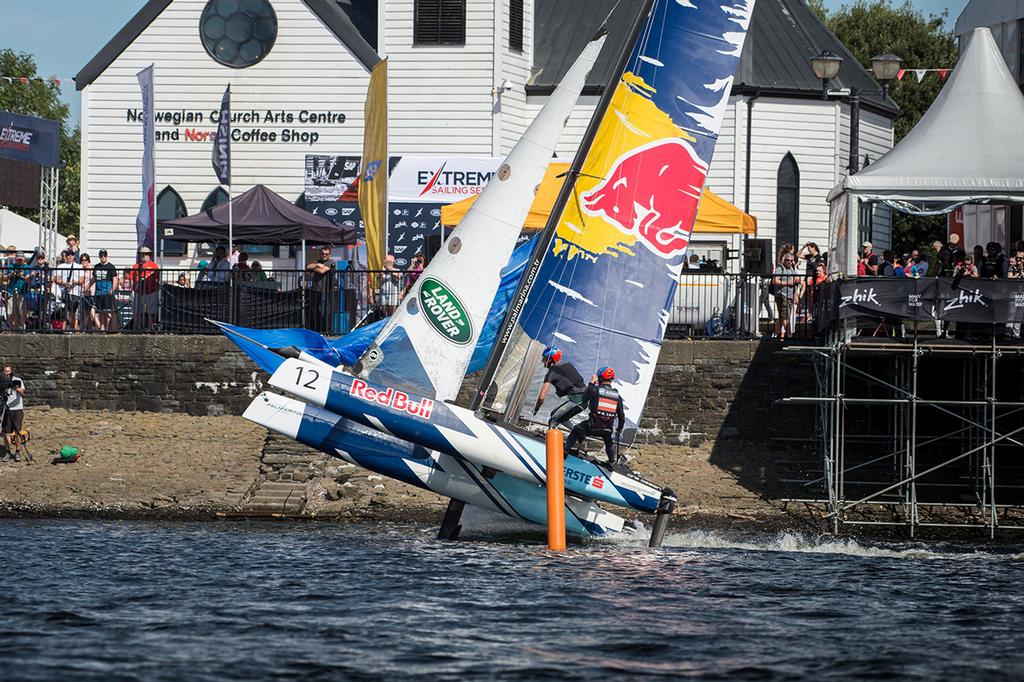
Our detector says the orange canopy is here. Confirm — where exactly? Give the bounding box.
[440,162,756,235]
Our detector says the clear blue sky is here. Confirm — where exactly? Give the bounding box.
[1,0,972,129]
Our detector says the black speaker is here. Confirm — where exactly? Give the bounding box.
[425,234,443,264]
[742,238,773,276]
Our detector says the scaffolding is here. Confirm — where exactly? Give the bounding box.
[783,324,1024,538]
[38,165,60,257]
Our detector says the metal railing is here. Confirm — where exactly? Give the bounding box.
[0,267,424,335]
[1,266,828,339]
[669,272,820,339]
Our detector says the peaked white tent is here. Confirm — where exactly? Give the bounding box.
[829,27,1024,271]
[0,208,50,255]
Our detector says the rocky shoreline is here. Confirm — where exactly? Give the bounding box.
[5,407,1002,541]
[0,407,819,530]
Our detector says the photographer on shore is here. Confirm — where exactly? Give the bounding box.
[2,365,26,462]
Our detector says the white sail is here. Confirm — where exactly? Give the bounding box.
[354,32,607,401]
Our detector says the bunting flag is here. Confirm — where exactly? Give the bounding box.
[0,76,66,86]
[894,68,954,83]
[358,58,388,272]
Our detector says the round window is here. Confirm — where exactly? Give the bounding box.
[199,0,277,68]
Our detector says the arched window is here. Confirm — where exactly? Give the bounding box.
[776,153,800,250]
[157,186,188,256]
[197,187,230,255]
[202,186,229,211]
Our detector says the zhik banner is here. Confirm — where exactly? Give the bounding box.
[212,85,231,186]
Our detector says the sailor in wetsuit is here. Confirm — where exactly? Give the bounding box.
[533,346,587,428]
[565,366,625,466]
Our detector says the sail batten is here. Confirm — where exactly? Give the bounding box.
[353,32,608,402]
[477,0,756,444]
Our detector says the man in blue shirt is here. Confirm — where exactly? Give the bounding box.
[1,249,28,330]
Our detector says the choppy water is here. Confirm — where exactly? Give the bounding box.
[2,517,1023,680]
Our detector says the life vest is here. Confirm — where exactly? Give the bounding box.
[588,384,620,430]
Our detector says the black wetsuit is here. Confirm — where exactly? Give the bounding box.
[542,362,586,428]
[565,382,625,462]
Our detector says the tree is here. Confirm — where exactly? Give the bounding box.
[811,1,960,252]
[0,49,80,238]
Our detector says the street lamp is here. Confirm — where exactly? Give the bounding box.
[870,53,902,98]
[810,50,843,100]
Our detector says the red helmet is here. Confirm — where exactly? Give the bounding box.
[597,366,615,382]
[542,346,562,364]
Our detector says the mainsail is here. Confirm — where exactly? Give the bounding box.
[476,0,755,443]
[353,32,608,402]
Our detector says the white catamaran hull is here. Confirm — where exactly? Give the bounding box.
[244,391,628,537]
[267,359,666,515]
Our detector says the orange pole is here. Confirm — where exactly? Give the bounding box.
[546,428,566,550]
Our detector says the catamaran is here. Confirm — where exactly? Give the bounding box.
[222,0,755,543]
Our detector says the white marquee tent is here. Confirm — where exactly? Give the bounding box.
[829,27,1024,271]
[0,208,50,255]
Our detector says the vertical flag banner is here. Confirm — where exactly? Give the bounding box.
[359,58,388,271]
[212,85,231,185]
[135,65,155,251]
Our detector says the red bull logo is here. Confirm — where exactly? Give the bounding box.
[349,379,435,419]
[580,138,707,259]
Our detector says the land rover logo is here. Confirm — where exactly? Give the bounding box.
[418,277,473,345]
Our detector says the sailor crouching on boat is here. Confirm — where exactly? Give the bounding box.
[565,366,625,466]
[534,346,587,428]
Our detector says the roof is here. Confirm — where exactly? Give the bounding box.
[842,28,1024,206]
[530,0,899,115]
[75,0,379,91]
[161,184,357,245]
[955,0,1024,37]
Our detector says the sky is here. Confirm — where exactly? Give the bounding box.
[1,0,973,129]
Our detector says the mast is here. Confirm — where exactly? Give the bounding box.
[470,0,657,412]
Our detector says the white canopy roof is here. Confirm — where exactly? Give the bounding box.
[836,27,1024,206]
[0,208,44,253]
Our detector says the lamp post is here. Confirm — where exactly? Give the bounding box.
[810,50,843,100]
[870,53,902,98]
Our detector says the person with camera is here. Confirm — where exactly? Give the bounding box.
[1,365,26,462]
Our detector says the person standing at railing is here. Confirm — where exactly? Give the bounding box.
[126,247,160,331]
[53,250,79,331]
[306,246,337,334]
[2,249,28,331]
[93,250,120,332]
[232,252,254,283]
[772,253,801,340]
[250,260,268,282]
[77,253,97,331]
[377,254,401,317]
[24,252,49,331]
[208,247,231,284]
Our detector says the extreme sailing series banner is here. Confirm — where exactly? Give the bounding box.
[304,155,505,269]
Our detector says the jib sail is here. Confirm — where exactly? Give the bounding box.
[476,0,755,444]
[351,33,607,402]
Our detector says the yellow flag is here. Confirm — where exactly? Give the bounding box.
[359,58,388,272]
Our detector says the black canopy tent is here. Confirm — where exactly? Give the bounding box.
[159,184,356,245]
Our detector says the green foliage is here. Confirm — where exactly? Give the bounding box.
[0,49,80,236]
[816,1,959,252]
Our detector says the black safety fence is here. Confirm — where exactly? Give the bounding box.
[0,267,424,335]
[814,276,1024,339]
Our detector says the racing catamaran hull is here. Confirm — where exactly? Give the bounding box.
[244,391,627,537]
[268,358,665,514]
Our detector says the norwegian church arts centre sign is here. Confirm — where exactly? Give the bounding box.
[124,107,346,145]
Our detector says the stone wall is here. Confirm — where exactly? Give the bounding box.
[0,335,814,443]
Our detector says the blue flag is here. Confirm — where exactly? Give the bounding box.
[212,84,230,185]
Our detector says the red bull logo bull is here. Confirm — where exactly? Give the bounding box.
[580,138,708,259]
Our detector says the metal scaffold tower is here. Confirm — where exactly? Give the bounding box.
[38,165,60,257]
[783,326,1024,538]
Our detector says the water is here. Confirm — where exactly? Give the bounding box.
[2,519,1023,680]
